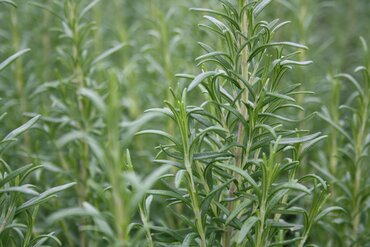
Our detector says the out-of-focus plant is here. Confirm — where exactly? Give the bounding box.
[317,38,370,247]
[0,48,75,247]
[27,1,170,246]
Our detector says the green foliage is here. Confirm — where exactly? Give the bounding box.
[0,0,369,246]
[0,50,74,247]
[317,39,370,247]
[138,1,335,246]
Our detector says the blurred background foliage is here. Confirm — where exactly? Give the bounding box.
[0,0,369,246]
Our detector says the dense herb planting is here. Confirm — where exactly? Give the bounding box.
[0,0,369,246]
[0,45,75,247]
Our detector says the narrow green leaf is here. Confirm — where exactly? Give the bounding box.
[129,165,171,209]
[314,206,344,222]
[280,60,313,66]
[83,202,114,238]
[201,179,233,210]
[0,0,16,7]
[3,115,40,141]
[78,87,106,113]
[148,190,189,204]
[31,233,62,247]
[227,70,256,99]
[145,195,153,214]
[195,51,233,64]
[0,49,30,72]
[272,182,310,195]
[259,112,300,123]
[278,132,322,145]
[193,151,232,160]
[300,135,328,157]
[266,92,296,102]
[237,216,259,244]
[220,104,248,127]
[299,174,328,190]
[0,185,38,195]
[92,43,125,64]
[267,189,288,213]
[272,206,306,216]
[254,0,272,16]
[0,163,34,188]
[56,131,104,162]
[249,42,307,61]
[17,182,76,214]
[318,113,353,143]
[215,163,259,193]
[203,15,230,32]
[226,199,253,225]
[27,1,63,20]
[254,124,277,139]
[190,8,239,29]
[135,130,177,144]
[267,219,303,231]
[175,170,186,188]
[175,74,195,80]
[47,207,97,223]
[80,0,101,18]
[188,70,225,92]
[182,233,198,247]
[336,73,364,97]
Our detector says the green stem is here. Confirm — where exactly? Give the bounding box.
[139,205,153,247]
[11,10,32,157]
[352,96,368,246]
[67,1,89,245]
[224,2,249,245]
[256,202,266,247]
[178,97,206,247]
[185,157,207,247]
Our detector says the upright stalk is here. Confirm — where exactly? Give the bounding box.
[65,1,90,245]
[179,100,207,247]
[236,0,250,176]
[224,1,249,245]
[10,10,31,155]
[352,95,368,246]
[329,78,340,174]
[186,163,207,247]
[106,72,129,245]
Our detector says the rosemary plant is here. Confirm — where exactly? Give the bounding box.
[30,1,170,246]
[0,47,75,247]
[137,0,338,246]
[317,38,370,247]
[1,0,369,246]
